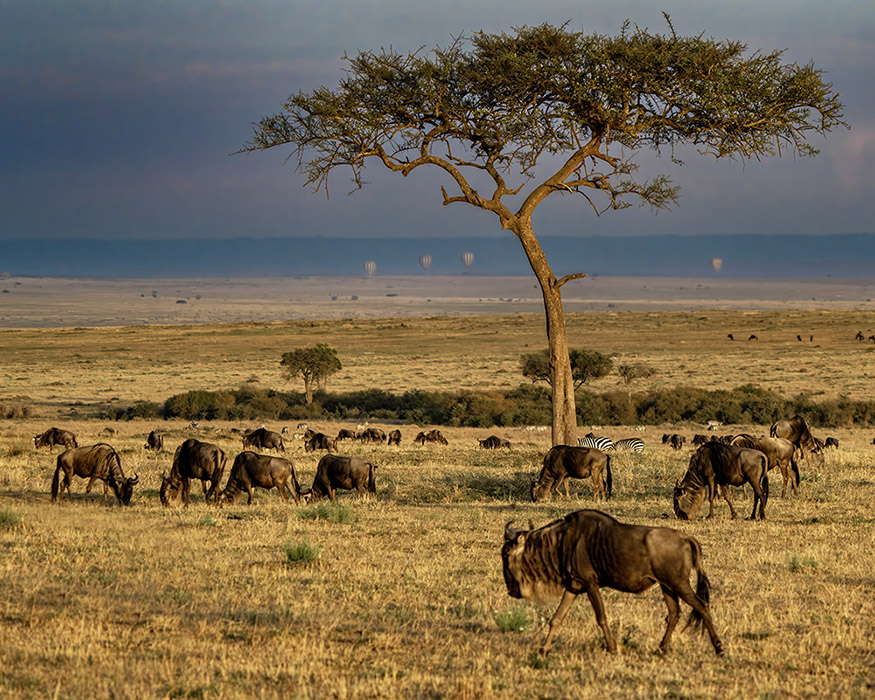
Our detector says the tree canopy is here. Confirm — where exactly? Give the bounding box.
[521,348,613,389]
[280,344,342,404]
[245,19,845,445]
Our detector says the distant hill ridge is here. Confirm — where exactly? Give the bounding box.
[1,234,872,279]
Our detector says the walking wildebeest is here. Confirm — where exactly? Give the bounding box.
[502,510,724,657]
[242,427,285,452]
[479,435,511,449]
[730,435,800,497]
[825,437,839,449]
[306,454,376,502]
[856,330,865,341]
[304,431,336,453]
[387,429,401,446]
[413,429,448,445]
[359,427,387,444]
[34,427,78,450]
[220,451,302,505]
[770,415,822,463]
[51,444,138,505]
[160,438,227,507]
[673,442,768,521]
[336,428,359,441]
[144,430,163,452]
[531,446,612,502]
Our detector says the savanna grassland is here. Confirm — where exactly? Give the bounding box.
[1,301,874,699]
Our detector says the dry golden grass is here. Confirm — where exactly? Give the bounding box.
[0,418,873,699]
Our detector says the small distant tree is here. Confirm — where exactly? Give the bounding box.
[617,361,655,408]
[281,344,342,404]
[521,349,612,389]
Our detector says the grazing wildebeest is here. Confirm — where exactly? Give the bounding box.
[242,427,285,452]
[825,437,839,449]
[479,435,511,449]
[855,331,865,341]
[669,434,686,451]
[51,444,138,505]
[306,454,376,502]
[673,442,768,521]
[770,415,822,463]
[413,429,448,445]
[34,427,78,450]
[359,427,387,444]
[502,511,723,657]
[160,438,227,507]
[730,435,800,497]
[748,334,758,341]
[220,451,301,505]
[692,434,710,447]
[531,446,612,502]
[304,431,336,453]
[727,334,734,341]
[144,430,163,452]
[336,428,359,441]
[387,429,402,446]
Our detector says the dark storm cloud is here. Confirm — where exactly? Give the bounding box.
[1,1,872,241]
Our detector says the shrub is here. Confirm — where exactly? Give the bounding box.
[0,508,22,529]
[297,503,353,523]
[493,604,533,633]
[282,539,322,565]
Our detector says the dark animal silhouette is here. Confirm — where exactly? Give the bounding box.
[809,335,814,342]
[359,427,387,444]
[727,334,734,341]
[825,437,839,449]
[856,331,864,341]
[336,428,359,441]
[413,429,448,445]
[748,334,758,341]
[730,435,800,497]
[502,511,723,657]
[668,434,686,451]
[674,442,768,521]
[531,446,612,502]
[692,434,710,446]
[144,430,163,452]
[242,427,285,452]
[51,444,138,505]
[220,451,301,505]
[160,438,227,506]
[387,429,402,446]
[306,455,376,502]
[34,427,78,450]
[304,431,336,453]
[797,335,803,341]
[479,435,511,449]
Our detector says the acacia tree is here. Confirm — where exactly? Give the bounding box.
[521,348,612,388]
[617,361,655,408]
[280,343,342,404]
[242,20,845,445]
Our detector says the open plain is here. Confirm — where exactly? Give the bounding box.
[0,277,874,698]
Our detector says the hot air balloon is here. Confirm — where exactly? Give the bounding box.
[363,260,377,277]
[461,251,475,269]
[710,257,723,272]
[419,254,432,273]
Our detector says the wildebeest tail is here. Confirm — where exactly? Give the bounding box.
[791,456,800,488]
[684,536,711,633]
[605,455,613,499]
[50,459,62,502]
[368,463,376,493]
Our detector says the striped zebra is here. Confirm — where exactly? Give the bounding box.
[578,435,613,451]
[609,437,645,453]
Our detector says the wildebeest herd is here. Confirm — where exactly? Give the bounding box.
[39,413,846,657]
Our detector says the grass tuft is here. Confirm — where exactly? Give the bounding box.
[492,604,533,633]
[282,538,322,566]
[297,503,353,523]
[0,508,21,529]
[788,554,819,572]
[198,514,217,527]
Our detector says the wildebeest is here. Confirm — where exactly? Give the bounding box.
[856,330,865,341]
[306,454,376,502]
[770,415,822,462]
[304,431,336,453]
[797,335,803,341]
[242,427,285,452]
[673,442,768,521]
[502,510,723,657]
[825,437,839,449]
[730,435,800,497]
[336,428,359,441]
[662,433,685,450]
[220,451,302,505]
[749,334,758,341]
[34,427,78,450]
[144,430,163,452]
[387,429,402,446]
[160,438,227,507]
[479,435,511,449]
[692,434,710,446]
[359,427,387,444]
[413,429,448,445]
[727,334,734,341]
[51,444,138,505]
[531,446,612,502]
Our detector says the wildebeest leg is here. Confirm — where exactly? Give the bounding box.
[658,585,681,653]
[591,472,602,501]
[749,473,768,521]
[675,586,724,656]
[540,590,577,655]
[83,475,98,500]
[200,480,209,502]
[246,484,254,505]
[719,483,738,520]
[584,583,616,653]
[276,480,288,504]
[182,478,191,507]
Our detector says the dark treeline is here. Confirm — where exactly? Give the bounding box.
[113,384,875,429]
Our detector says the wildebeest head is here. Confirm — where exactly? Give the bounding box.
[501,521,529,599]
[111,473,139,506]
[159,472,179,507]
[673,477,704,520]
[530,478,551,503]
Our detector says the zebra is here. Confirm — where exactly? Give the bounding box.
[578,435,613,451]
[609,437,645,453]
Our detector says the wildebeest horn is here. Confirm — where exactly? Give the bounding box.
[130,473,139,485]
[505,520,524,541]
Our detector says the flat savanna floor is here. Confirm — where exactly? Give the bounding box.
[0,281,874,698]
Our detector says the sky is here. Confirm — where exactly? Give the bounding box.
[1,0,873,242]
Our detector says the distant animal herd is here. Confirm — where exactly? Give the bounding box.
[33,413,864,657]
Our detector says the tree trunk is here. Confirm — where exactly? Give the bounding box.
[515,223,578,446]
[303,377,314,404]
